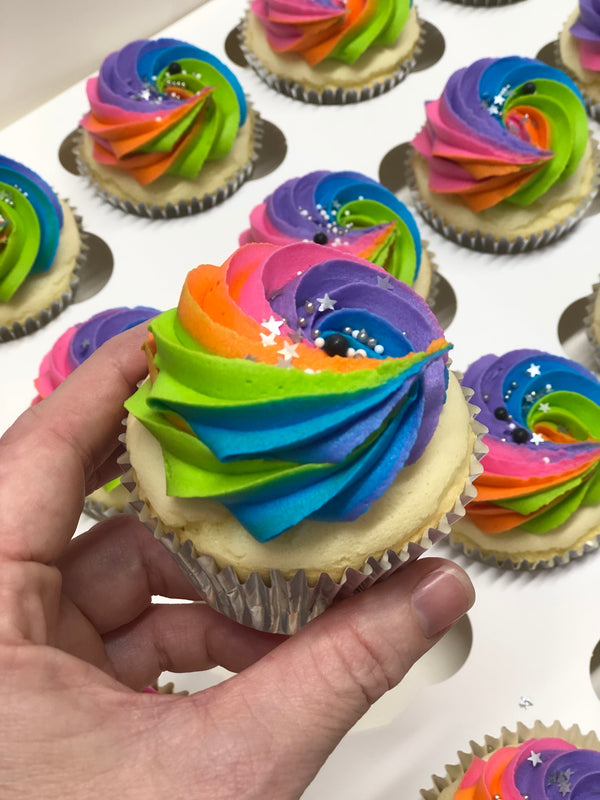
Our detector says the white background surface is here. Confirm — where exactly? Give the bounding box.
[2,0,600,797]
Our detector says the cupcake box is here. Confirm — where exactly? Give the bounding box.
[2,0,600,797]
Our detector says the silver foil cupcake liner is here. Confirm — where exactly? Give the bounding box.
[421,721,600,800]
[406,139,600,254]
[83,491,135,522]
[584,279,600,369]
[0,206,87,342]
[448,526,600,571]
[73,108,263,219]
[119,383,487,635]
[237,13,424,105]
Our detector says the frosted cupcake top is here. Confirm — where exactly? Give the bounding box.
[239,169,424,288]
[412,56,589,212]
[34,306,158,402]
[570,0,600,71]
[454,736,600,798]
[463,349,600,535]
[250,0,414,66]
[80,39,248,185]
[125,241,451,542]
[0,155,64,302]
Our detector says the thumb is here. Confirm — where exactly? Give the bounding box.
[193,557,474,798]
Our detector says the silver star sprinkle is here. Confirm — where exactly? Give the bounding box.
[539,402,551,413]
[527,751,542,767]
[316,293,336,312]
[261,315,285,336]
[377,275,393,290]
[260,331,277,347]
[519,696,534,709]
[526,363,541,377]
[278,340,299,361]
[530,432,545,446]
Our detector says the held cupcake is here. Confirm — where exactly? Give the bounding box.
[422,721,600,800]
[0,156,83,341]
[33,306,159,518]
[559,2,600,120]
[449,349,600,569]
[239,0,423,104]
[410,56,599,253]
[239,169,436,300]
[123,241,485,634]
[77,39,261,218]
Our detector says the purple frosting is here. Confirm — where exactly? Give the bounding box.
[69,306,159,367]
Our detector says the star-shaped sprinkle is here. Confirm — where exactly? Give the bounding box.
[276,357,293,369]
[244,354,257,361]
[377,275,393,290]
[527,751,542,767]
[278,340,299,361]
[530,432,545,446]
[261,315,285,336]
[539,402,551,413]
[526,363,541,377]
[519,696,533,709]
[260,331,277,347]
[317,293,336,312]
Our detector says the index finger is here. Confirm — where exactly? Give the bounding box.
[0,322,150,563]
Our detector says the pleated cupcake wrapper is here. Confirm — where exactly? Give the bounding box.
[583,279,600,369]
[82,494,135,522]
[237,12,423,105]
[421,721,600,800]
[449,525,600,571]
[0,205,87,342]
[73,105,263,219]
[406,138,600,254]
[118,384,487,635]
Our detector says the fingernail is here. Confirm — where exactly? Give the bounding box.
[411,565,474,639]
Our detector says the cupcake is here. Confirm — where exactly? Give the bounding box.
[585,278,600,366]
[77,39,261,218]
[559,2,600,120]
[410,56,599,253]
[0,155,83,341]
[239,0,423,104]
[422,721,600,800]
[33,306,159,518]
[449,349,600,569]
[123,241,485,633]
[239,169,435,300]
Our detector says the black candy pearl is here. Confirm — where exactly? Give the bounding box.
[313,231,328,245]
[521,81,536,95]
[494,406,509,420]
[323,333,348,357]
[168,62,182,74]
[512,427,529,444]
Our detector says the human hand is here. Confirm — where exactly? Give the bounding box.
[0,325,475,799]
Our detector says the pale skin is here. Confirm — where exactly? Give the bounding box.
[0,325,475,799]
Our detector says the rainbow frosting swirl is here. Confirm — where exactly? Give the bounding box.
[0,155,64,302]
[411,56,589,212]
[125,241,451,542]
[80,39,248,185]
[250,0,413,66]
[464,349,600,535]
[454,737,600,799]
[571,0,600,71]
[33,306,158,403]
[239,170,423,287]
